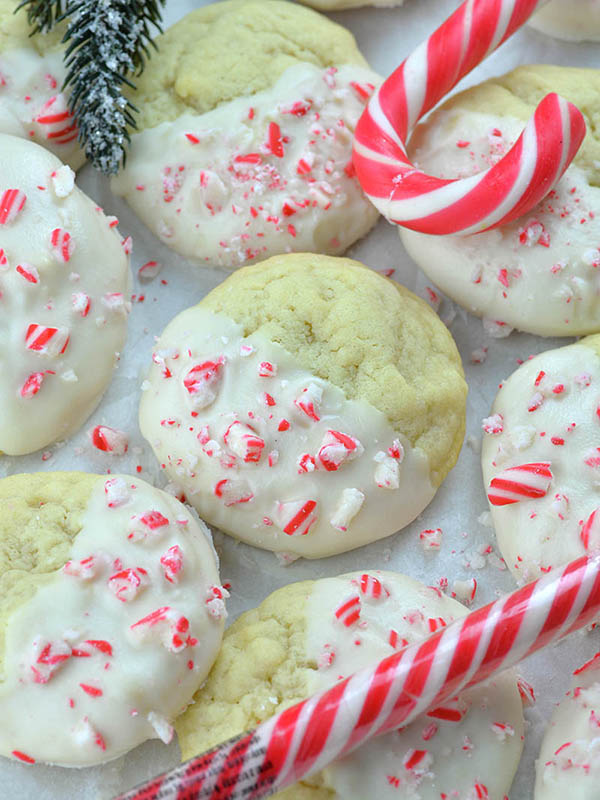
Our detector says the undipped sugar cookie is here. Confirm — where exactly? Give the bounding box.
[0,134,131,456]
[139,254,467,559]
[400,66,600,337]
[176,571,525,800]
[529,0,600,42]
[534,652,600,798]
[0,0,83,168]
[482,335,600,582]
[0,471,225,767]
[110,0,380,269]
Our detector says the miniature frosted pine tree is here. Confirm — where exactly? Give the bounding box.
[16,0,165,173]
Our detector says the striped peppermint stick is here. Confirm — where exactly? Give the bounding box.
[116,554,600,800]
[353,0,587,235]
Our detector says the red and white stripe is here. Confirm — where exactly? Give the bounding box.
[0,189,26,225]
[90,424,129,455]
[581,508,600,552]
[334,595,362,627]
[317,430,363,471]
[223,420,265,463]
[357,573,388,600]
[183,357,225,409]
[487,462,552,506]
[115,553,600,800]
[34,94,78,144]
[20,371,50,398]
[277,499,318,536]
[25,324,70,356]
[50,227,74,262]
[353,0,586,235]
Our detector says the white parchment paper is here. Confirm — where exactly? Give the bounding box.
[1,0,599,797]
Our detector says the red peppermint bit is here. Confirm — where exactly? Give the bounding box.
[358,573,388,600]
[185,133,200,144]
[108,567,148,602]
[334,595,361,627]
[517,676,536,706]
[160,544,184,584]
[12,751,35,764]
[223,420,265,463]
[80,683,103,697]
[350,81,375,101]
[317,430,362,471]
[50,227,74,262]
[282,499,317,535]
[16,263,39,283]
[35,95,77,143]
[234,153,262,164]
[72,292,91,317]
[278,419,290,432]
[268,122,284,157]
[427,617,447,633]
[294,386,321,421]
[282,100,312,117]
[404,749,428,770]
[21,371,51,398]
[85,640,113,657]
[91,425,128,455]
[25,324,69,356]
[258,361,277,378]
[138,260,161,281]
[427,696,468,722]
[0,188,26,224]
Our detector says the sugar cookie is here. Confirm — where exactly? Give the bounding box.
[400,66,600,337]
[111,0,380,269]
[482,335,600,582]
[0,471,225,767]
[139,254,467,558]
[0,134,131,455]
[0,0,83,168]
[535,653,600,798]
[176,571,525,800]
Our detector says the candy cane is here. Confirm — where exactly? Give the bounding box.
[353,0,586,235]
[116,554,600,800]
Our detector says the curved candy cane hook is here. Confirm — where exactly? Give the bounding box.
[353,0,587,236]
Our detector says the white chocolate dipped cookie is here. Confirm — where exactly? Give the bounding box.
[0,134,131,456]
[529,0,600,42]
[176,571,525,800]
[400,66,600,337]
[0,471,225,767]
[482,335,600,582]
[534,653,600,798]
[110,0,380,269]
[0,0,84,169]
[139,254,467,559]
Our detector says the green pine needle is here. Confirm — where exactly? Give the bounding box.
[16,0,165,174]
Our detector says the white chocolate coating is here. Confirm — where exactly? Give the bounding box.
[535,657,600,798]
[529,0,600,42]
[481,342,600,582]
[306,572,524,799]
[400,110,600,337]
[0,47,84,169]
[139,309,435,559]
[0,134,131,455]
[0,475,224,767]
[111,63,380,269]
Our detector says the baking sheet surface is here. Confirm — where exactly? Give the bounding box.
[1,0,599,796]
